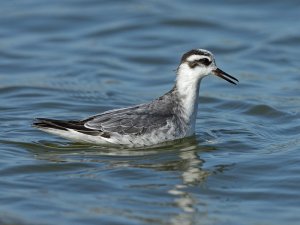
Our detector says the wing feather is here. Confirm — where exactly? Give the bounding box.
[84,104,174,136]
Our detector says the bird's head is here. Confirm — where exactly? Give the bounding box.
[177,49,238,85]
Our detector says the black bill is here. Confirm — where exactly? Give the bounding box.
[212,68,239,85]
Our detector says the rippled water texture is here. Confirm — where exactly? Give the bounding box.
[1,1,300,224]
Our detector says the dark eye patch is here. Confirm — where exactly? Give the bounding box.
[188,57,212,68]
[197,58,211,66]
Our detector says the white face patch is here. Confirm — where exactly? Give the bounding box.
[186,55,210,62]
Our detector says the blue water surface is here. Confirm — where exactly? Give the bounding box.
[0,1,300,225]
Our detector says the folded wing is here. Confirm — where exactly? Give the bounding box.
[84,104,174,136]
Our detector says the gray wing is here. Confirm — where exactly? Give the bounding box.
[83,104,175,136]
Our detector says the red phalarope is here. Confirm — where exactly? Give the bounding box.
[34,49,239,146]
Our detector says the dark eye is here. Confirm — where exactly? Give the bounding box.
[197,58,211,66]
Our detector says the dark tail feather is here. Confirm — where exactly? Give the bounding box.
[33,118,100,135]
[33,118,73,131]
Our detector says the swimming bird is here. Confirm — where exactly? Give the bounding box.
[33,49,238,146]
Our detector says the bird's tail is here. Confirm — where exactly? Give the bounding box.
[33,118,99,135]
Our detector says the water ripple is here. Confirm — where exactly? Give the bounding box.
[1,1,300,225]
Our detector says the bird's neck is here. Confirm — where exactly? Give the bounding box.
[174,74,202,134]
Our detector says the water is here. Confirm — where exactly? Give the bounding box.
[1,0,300,224]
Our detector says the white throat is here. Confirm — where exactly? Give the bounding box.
[175,64,206,134]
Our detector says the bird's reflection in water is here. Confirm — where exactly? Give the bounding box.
[25,135,228,225]
[167,144,211,225]
[166,139,233,225]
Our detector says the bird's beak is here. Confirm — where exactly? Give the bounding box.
[212,68,239,85]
